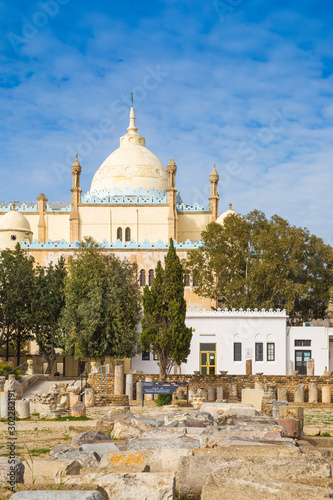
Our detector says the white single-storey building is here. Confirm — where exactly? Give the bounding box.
[131,308,333,376]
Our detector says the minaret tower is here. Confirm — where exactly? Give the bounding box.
[209,163,219,222]
[70,154,82,242]
[167,158,178,240]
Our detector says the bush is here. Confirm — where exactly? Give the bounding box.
[156,394,172,406]
[0,363,24,379]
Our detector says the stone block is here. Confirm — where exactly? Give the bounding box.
[99,448,193,472]
[308,382,318,403]
[241,389,264,410]
[279,406,304,429]
[66,472,175,500]
[10,492,104,500]
[294,384,305,403]
[4,378,23,399]
[207,387,215,402]
[127,437,200,450]
[78,442,119,457]
[201,474,331,500]
[111,421,141,440]
[84,388,95,407]
[277,418,302,439]
[272,401,288,421]
[23,458,81,484]
[322,385,331,403]
[216,386,223,400]
[277,387,288,401]
[71,401,86,417]
[0,456,24,484]
[71,430,112,446]
[306,358,314,376]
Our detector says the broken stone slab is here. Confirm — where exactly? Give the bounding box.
[49,444,76,458]
[201,474,332,500]
[127,436,201,451]
[141,429,186,439]
[23,458,81,484]
[178,454,332,499]
[65,472,176,499]
[71,430,112,446]
[163,411,214,427]
[53,450,100,468]
[277,418,302,439]
[10,492,104,500]
[71,401,86,417]
[78,442,119,457]
[111,421,142,439]
[0,456,24,484]
[108,406,132,418]
[200,402,255,416]
[4,377,23,399]
[98,448,193,472]
[130,416,159,427]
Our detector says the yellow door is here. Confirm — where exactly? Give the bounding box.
[200,343,216,374]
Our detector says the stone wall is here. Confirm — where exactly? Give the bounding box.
[88,373,333,403]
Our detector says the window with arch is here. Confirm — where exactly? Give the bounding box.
[184,273,190,286]
[125,227,131,241]
[193,272,199,287]
[148,269,154,286]
[139,269,146,287]
[117,227,122,241]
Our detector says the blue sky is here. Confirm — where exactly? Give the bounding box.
[1,0,333,243]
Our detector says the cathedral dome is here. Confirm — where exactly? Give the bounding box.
[0,206,32,233]
[90,107,168,195]
[216,203,238,225]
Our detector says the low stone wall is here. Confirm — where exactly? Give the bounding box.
[88,373,333,403]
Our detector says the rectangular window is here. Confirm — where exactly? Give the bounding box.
[234,342,242,361]
[255,342,263,361]
[295,339,311,346]
[142,351,150,361]
[267,343,275,361]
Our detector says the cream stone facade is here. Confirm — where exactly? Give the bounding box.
[0,107,236,375]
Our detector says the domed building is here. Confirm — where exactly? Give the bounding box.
[0,106,231,288]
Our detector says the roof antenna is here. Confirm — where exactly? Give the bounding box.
[131,92,134,107]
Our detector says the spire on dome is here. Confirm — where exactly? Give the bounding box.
[229,202,232,210]
[127,94,138,133]
[11,202,16,211]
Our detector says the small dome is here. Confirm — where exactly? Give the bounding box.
[90,107,168,194]
[0,208,32,233]
[216,203,238,225]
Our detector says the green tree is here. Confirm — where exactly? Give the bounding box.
[186,210,333,325]
[141,239,192,381]
[30,258,67,374]
[0,244,35,365]
[60,238,141,361]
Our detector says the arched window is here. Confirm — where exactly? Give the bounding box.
[117,227,122,241]
[139,269,146,287]
[125,227,131,242]
[184,273,190,286]
[193,272,199,287]
[148,269,154,286]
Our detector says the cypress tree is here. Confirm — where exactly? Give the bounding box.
[141,239,192,380]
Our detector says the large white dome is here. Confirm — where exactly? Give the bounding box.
[90,108,168,194]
